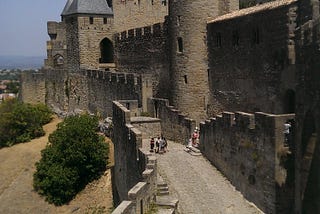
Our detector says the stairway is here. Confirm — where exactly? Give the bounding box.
[154,175,179,214]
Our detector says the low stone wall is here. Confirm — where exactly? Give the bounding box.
[200,111,295,214]
[147,97,196,145]
[112,101,157,213]
[131,117,161,140]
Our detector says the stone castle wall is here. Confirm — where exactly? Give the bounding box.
[112,101,157,213]
[113,0,168,33]
[115,22,170,100]
[294,0,320,212]
[147,98,196,144]
[206,0,297,116]
[21,68,142,118]
[19,71,46,105]
[86,70,141,117]
[200,111,295,213]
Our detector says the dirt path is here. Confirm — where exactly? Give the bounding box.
[0,117,113,214]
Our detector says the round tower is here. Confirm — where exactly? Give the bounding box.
[168,0,238,122]
[61,0,114,71]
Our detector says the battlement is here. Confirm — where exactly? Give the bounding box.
[206,111,294,132]
[200,111,295,213]
[147,98,196,144]
[112,101,158,213]
[81,69,141,86]
[115,22,165,41]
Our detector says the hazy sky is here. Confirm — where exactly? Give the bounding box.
[0,0,67,57]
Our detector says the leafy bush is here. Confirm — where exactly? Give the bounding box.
[33,114,109,205]
[0,99,53,148]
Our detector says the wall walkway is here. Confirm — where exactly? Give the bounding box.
[141,140,263,214]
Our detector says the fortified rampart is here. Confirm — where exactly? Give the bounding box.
[200,111,295,213]
[113,0,168,33]
[207,0,297,115]
[115,22,170,100]
[21,69,142,118]
[19,72,46,105]
[147,98,196,144]
[112,101,157,213]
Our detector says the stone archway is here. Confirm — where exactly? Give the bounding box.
[99,38,114,63]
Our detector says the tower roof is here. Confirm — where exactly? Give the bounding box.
[61,0,113,16]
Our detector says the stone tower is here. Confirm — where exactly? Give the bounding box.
[168,0,239,122]
[112,0,168,33]
[61,0,114,71]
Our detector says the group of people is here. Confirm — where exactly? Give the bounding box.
[150,135,168,153]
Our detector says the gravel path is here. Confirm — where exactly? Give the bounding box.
[143,140,263,214]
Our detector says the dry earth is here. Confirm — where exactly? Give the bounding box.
[0,116,113,214]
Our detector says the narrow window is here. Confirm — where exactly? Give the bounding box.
[151,0,154,5]
[177,37,183,53]
[216,32,222,47]
[89,17,94,24]
[162,0,167,6]
[103,18,108,24]
[232,30,239,47]
[177,16,181,26]
[184,75,188,84]
[252,27,260,44]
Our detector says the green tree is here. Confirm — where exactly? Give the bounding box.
[33,114,109,205]
[0,99,52,147]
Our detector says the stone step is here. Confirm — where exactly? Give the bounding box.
[158,186,169,192]
[156,208,175,214]
[156,196,179,209]
[157,190,170,196]
[183,147,202,156]
[157,182,168,188]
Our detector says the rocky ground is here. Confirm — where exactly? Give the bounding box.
[0,116,113,214]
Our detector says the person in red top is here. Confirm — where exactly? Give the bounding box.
[192,127,199,147]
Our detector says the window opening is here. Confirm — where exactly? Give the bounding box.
[184,75,188,84]
[177,37,183,53]
[216,32,222,47]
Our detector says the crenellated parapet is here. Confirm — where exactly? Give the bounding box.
[82,69,141,86]
[115,22,165,41]
[200,111,295,213]
[147,98,196,144]
[112,101,158,214]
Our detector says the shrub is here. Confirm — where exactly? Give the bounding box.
[0,99,52,148]
[33,114,109,205]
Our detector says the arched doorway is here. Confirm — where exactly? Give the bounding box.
[99,38,114,63]
[284,89,295,113]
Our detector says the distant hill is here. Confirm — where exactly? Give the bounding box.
[0,55,44,70]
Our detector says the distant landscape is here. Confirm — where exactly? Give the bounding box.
[0,55,44,70]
